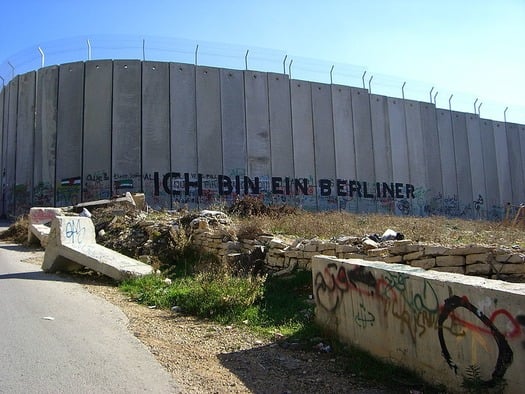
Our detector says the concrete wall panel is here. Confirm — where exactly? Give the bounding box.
[220,69,246,204]
[312,82,336,210]
[0,88,4,215]
[245,70,270,201]
[493,121,512,210]
[370,95,393,214]
[56,62,84,207]
[405,100,427,216]
[420,103,442,214]
[83,60,112,202]
[15,71,36,215]
[291,80,316,209]
[268,72,294,205]
[34,66,58,207]
[436,110,458,216]
[4,78,19,215]
[387,97,410,215]
[506,123,524,206]
[452,112,473,215]
[332,85,357,212]
[479,119,501,219]
[142,61,170,209]
[352,88,375,213]
[170,63,197,207]
[112,60,142,195]
[196,66,222,204]
[466,115,487,218]
[519,124,525,200]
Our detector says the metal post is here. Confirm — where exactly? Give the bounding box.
[244,49,249,71]
[448,94,453,111]
[429,86,434,103]
[142,39,146,61]
[87,39,92,60]
[433,91,438,105]
[368,75,373,93]
[504,106,509,123]
[38,47,45,68]
[473,98,478,114]
[330,65,334,84]
[288,59,293,79]
[194,44,199,65]
[282,55,287,74]
[361,71,367,89]
[7,61,15,79]
[478,102,482,116]
[0,76,4,87]
[402,81,406,100]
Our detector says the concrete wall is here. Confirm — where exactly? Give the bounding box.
[312,255,525,392]
[1,59,524,218]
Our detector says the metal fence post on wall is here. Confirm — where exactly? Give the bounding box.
[282,55,287,74]
[474,98,478,114]
[361,71,366,89]
[7,61,15,79]
[433,91,438,105]
[38,47,45,68]
[0,76,4,87]
[478,102,482,116]
[368,75,373,93]
[504,107,509,123]
[402,81,406,100]
[448,94,453,111]
[429,86,434,103]
[288,59,293,78]
[87,39,92,60]
[142,39,146,61]
[330,65,334,84]
[244,50,249,71]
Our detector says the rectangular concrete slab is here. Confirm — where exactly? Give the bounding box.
[370,95,393,214]
[112,60,142,195]
[5,77,19,215]
[332,84,357,212]
[15,71,36,215]
[0,88,3,216]
[465,115,487,219]
[196,66,222,196]
[245,70,270,198]
[420,102,443,215]
[505,123,524,206]
[291,79,316,209]
[479,119,501,219]
[169,63,198,208]
[387,97,410,215]
[452,112,473,216]
[220,68,246,204]
[312,82,336,210]
[436,109,458,216]
[56,62,85,207]
[405,100,427,216]
[34,66,58,207]
[493,121,512,210]
[142,61,171,209]
[83,60,112,202]
[352,88,375,213]
[268,72,294,206]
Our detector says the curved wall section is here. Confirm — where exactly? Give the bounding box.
[0,59,523,218]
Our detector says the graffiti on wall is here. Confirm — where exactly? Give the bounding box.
[314,262,524,385]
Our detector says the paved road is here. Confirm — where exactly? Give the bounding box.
[0,241,179,393]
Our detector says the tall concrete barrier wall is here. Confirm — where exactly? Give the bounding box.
[312,255,525,392]
[1,59,524,218]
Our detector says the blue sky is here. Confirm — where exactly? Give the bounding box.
[0,0,523,122]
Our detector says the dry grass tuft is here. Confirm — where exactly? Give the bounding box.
[0,215,30,245]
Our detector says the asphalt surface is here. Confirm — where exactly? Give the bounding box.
[0,234,180,393]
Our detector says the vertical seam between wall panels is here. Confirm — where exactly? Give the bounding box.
[31,72,37,208]
[266,73,272,183]
[350,89,358,212]
[310,83,318,211]
[450,110,458,214]
[53,70,59,208]
[329,85,339,211]
[289,75,295,195]
[140,61,144,193]
[109,63,114,196]
[367,92,376,213]
[80,62,86,203]
[13,79,19,214]
[243,70,249,180]
[167,63,172,209]
[218,69,223,178]
[194,65,199,208]
[402,96,411,214]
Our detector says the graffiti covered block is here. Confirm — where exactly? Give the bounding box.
[312,256,525,392]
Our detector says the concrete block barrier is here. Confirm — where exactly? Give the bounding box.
[312,255,525,392]
[42,216,153,281]
[27,207,63,247]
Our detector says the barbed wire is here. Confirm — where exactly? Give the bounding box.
[0,34,523,124]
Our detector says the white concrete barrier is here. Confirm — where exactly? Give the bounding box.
[312,255,525,392]
[27,207,63,247]
[42,216,153,281]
